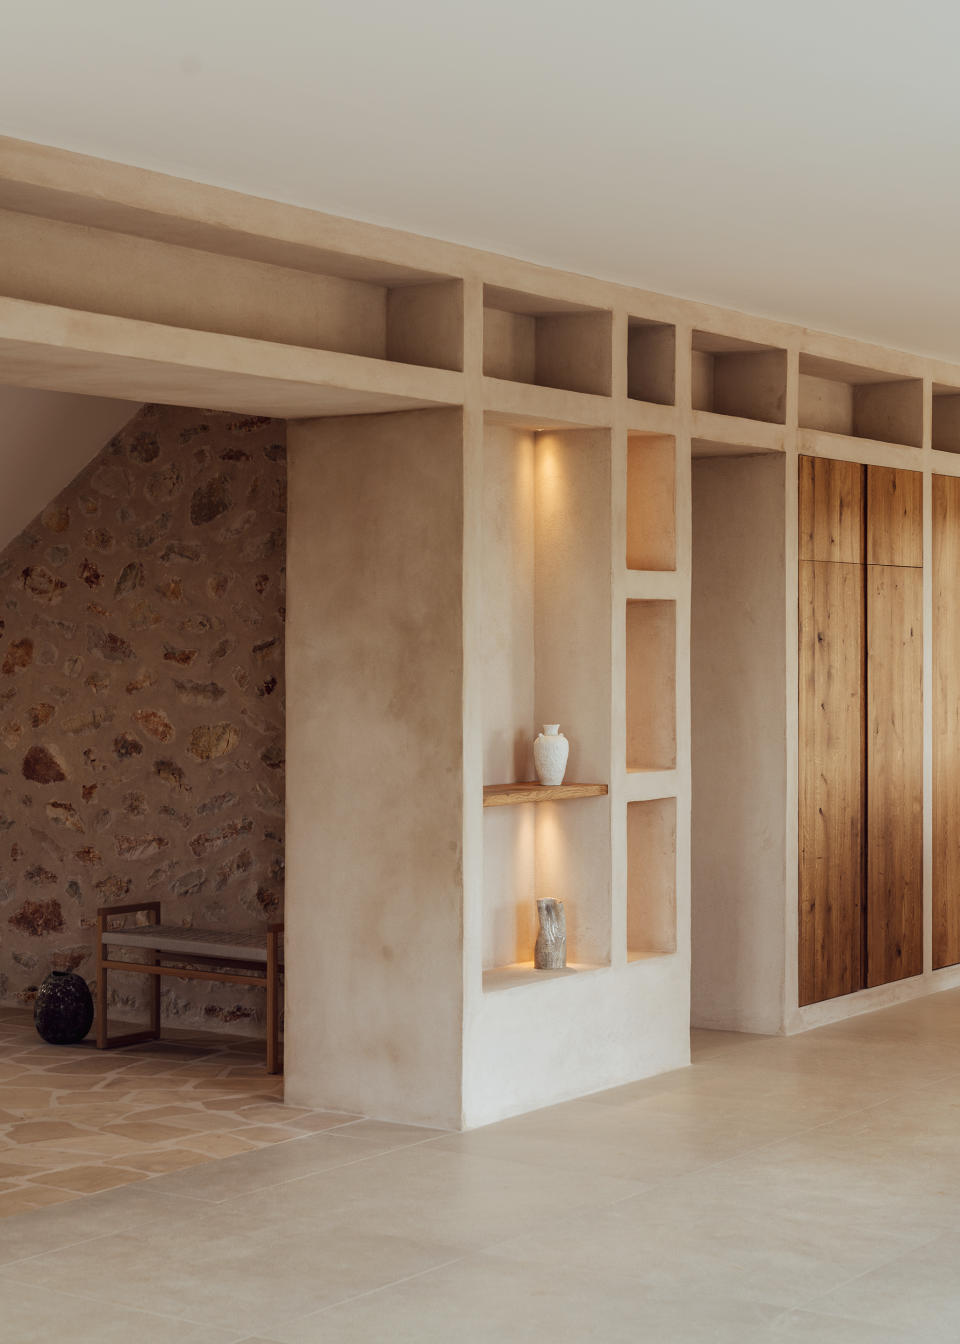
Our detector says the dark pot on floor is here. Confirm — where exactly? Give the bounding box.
[34,970,94,1045]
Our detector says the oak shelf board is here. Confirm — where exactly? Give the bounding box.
[482,961,609,993]
[0,296,464,420]
[482,376,613,430]
[482,782,608,808]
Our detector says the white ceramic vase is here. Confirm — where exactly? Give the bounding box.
[533,724,569,786]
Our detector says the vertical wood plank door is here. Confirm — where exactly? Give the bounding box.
[867,466,923,567]
[799,558,865,1005]
[799,456,864,563]
[934,474,960,968]
[865,564,923,986]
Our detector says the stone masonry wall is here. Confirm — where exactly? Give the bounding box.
[0,403,285,1035]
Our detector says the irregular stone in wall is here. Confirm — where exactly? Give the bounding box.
[22,745,67,784]
[63,707,113,735]
[190,818,254,858]
[46,802,84,833]
[252,638,279,662]
[122,792,148,816]
[190,474,232,526]
[113,733,144,759]
[8,898,65,934]
[2,638,34,674]
[114,561,145,597]
[217,510,257,542]
[173,679,225,705]
[81,784,97,801]
[131,513,171,549]
[128,430,160,463]
[196,791,237,816]
[145,464,183,502]
[125,668,155,693]
[86,626,135,662]
[115,834,169,860]
[170,869,205,899]
[154,759,190,791]
[208,638,235,663]
[159,541,201,563]
[41,506,70,534]
[83,527,115,553]
[257,676,278,697]
[163,645,197,666]
[79,559,102,588]
[21,567,67,603]
[75,846,102,864]
[134,709,174,743]
[65,880,82,902]
[261,743,284,770]
[128,601,163,631]
[156,578,183,603]
[25,865,58,885]
[47,545,71,567]
[188,723,239,761]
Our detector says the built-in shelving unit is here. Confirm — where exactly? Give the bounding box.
[482,285,613,395]
[798,354,922,448]
[626,599,677,771]
[627,797,678,960]
[692,331,787,424]
[627,318,675,405]
[933,383,960,454]
[483,962,608,993]
[483,782,608,807]
[627,434,676,571]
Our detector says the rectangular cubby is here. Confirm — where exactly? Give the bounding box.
[692,331,787,424]
[483,286,612,395]
[799,354,922,447]
[481,420,612,980]
[627,797,677,959]
[627,434,676,571]
[933,383,960,454]
[626,599,676,771]
[627,318,675,405]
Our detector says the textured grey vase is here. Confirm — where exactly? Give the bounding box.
[34,970,94,1045]
[534,899,567,969]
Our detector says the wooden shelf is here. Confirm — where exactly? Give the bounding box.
[483,782,608,808]
[0,297,464,419]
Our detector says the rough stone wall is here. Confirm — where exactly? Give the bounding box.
[0,403,285,1034]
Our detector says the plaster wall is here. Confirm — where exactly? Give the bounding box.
[691,455,787,1033]
[285,407,465,1128]
[0,386,136,552]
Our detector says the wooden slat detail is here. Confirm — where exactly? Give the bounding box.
[866,465,923,567]
[799,558,865,1005]
[799,456,864,564]
[482,782,607,807]
[866,564,923,985]
[934,475,960,968]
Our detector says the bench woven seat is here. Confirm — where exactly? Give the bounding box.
[102,924,276,964]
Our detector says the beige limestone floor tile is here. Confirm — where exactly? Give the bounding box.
[0,1279,240,1343]
[29,1163,147,1194]
[0,1209,462,1335]
[230,1143,649,1253]
[282,1110,363,1133]
[0,1187,81,1216]
[328,1118,448,1148]
[142,1131,394,1202]
[171,1132,260,1158]
[771,1309,953,1342]
[264,1254,785,1344]
[234,1124,303,1144]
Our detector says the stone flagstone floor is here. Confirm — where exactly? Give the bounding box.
[0,1007,359,1217]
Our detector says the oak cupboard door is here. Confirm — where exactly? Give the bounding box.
[799,456,864,564]
[867,466,923,568]
[934,474,960,968]
[799,558,865,1006]
[865,564,923,986]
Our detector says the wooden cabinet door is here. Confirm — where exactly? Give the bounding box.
[799,557,865,1005]
[866,563,923,985]
[934,474,960,968]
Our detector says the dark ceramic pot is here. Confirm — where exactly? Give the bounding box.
[34,970,94,1045]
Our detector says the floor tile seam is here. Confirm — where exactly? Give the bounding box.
[266,1250,474,1327]
[782,1226,950,1318]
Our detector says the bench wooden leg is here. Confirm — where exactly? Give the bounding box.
[96,910,108,1050]
[266,924,282,1075]
[96,908,162,1051]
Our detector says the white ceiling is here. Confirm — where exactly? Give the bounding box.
[2,0,958,361]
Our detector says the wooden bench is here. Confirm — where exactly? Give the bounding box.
[96,902,283,1073]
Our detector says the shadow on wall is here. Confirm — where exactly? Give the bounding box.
[0,403,286,1037]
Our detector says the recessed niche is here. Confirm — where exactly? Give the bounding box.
[692,332,787,424]
[627,434,676,571]
[799,354,922,448]
[627,319,675,405]
[626,599,676,771]
[933,384,960,454]
[481,420,612,979]
[627,797,677,959]
[483,286,613,396]
[385,279,464,371]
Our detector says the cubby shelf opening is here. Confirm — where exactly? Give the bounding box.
[798,354,922,447]
[627,434,676,572]
[627,318,676,405]
[692,331,787,424]
[483,285,612,396]
[627,797,678,960]
[691,439,781,460]
[626,599,677,771]
[933,383,960,454]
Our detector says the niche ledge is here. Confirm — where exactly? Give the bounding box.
[483,962,609,993]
